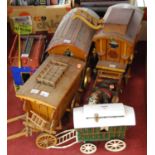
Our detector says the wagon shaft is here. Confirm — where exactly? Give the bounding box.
[47,129,78,149]
[27,111,51,132]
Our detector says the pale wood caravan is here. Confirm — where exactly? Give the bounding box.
[16,55,85,132]
[93,4,144,64]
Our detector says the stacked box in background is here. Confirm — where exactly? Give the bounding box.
[8,0,72,33]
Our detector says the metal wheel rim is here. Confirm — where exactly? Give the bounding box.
[83,67,91,88]
[105,139,126,152]
[36,133,57,149]
[80,143,97,154]
[112,96,119,103]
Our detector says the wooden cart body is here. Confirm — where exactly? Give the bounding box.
[46,7,99,61]
[93,4,143,80]
[9,34,46,87]
[16,55,85,131]
[8,7,100,141]
[93,4,143,63]
[73,103,135,142]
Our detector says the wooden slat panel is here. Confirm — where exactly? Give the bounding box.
[47,9,97,60]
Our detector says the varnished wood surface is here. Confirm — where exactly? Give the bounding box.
[96,60,126,72]
[46,8,99,60]
[16,55,85,109]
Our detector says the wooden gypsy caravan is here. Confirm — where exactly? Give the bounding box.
[7,8,100,143]
[46,7,100,87]
[73,103,136,154]
[93,4,144,82]
[86,4,144,103]
[44,103,135,153]
[9,34,46,90]
[15,54,85,136]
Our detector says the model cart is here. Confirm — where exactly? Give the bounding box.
[92,4,144,84]
[44,103,135,154]
[7,7,100,141]
[73,103,135,153]
[7,54,85,140]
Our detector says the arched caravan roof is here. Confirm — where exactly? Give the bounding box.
[93,3,144,43]
[46,8,99,61]
[73,103,136,129]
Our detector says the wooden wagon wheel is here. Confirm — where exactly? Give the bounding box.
[80,143,97,154]
[111,96,119,103]
[36,133,57,149]
[83,67,91,88]
[105,139,126,152]
[71,93,80,109]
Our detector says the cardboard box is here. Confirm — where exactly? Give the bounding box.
[8,2,72,33]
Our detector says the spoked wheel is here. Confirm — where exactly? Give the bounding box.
[105,139,126,152]
[71,94,80,109]
[36,133,57,149]
[83,67,91,89]
[111,96,119,103]
[80,143,97,154]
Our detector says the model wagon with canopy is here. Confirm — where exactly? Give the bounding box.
[92,4,144,87]
[7,7,100,141]
[7,54,85,141]
[73,103,136,153]
[43,103,135,154]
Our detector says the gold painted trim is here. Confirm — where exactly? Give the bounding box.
[16,95,56,109]
[96,66,125,73]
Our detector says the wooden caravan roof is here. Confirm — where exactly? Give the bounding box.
[73,103,136,128]
[93,4,144,43]
[46,8,99,60]
[16,55,85,108]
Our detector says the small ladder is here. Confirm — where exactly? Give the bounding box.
[28,111,48,131]
[48,129,78,149]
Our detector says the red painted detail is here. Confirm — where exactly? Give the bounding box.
[99,88,112,98]
[66,6,71,12]
[19,12,31,16]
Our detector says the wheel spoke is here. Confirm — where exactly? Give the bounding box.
[105,139,126,152]
[117,146,120,149]
[36,134,57,149]
[80,143,97,154]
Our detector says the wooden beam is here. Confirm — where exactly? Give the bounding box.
[7,131,27,140]
[7,114,26,124]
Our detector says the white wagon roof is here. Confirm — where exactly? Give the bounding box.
[73,103,136,129]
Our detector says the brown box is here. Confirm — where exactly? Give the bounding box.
[8,2,72,33]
